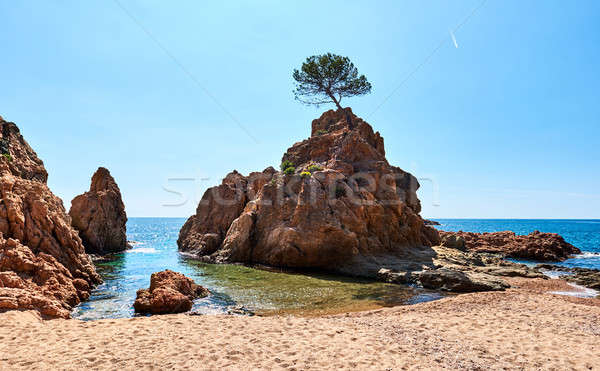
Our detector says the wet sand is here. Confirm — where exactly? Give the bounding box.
[1,278,598,370]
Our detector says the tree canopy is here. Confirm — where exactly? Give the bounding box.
[293,53,371,128]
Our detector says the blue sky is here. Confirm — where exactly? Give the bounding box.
[1,1,599,218]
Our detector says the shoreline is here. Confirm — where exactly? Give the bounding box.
[2,278,599,370]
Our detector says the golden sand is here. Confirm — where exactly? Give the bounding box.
[1,278,598,370]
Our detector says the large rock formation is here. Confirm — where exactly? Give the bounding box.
[69,167,128,255]
[178,109,439,277]
[439,230,580,261]
[0,117,101,318]
[133,270,210,314]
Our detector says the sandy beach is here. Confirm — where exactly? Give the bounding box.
[1,278,598,370]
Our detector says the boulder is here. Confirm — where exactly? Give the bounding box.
[69,167,128,254]
[440,234,465,250]
[415,269,509,293]
[0,117,100,318]
[178,109,439,277]
[438,230,580,261]
[377,268,413,284]
[133,270,209,315]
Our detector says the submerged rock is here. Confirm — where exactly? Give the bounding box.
[0,117,100,318]
[438,230,580,261]
[134,270,210,315]
[178,109,439,277]
[69,167,128,255]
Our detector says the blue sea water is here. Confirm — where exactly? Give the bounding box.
[72,218,599,320]
[432,219,600,269]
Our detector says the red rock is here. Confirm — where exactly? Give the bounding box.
[69,167,128,254]
[133,270,210,314]
[0,117,100,318]
[439,230,581,261]
[178,109,439,276]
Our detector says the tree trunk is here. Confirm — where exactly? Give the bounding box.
[327,92,353,130]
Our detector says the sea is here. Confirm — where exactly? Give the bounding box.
[71,218,599,320]
[434,219,600,269]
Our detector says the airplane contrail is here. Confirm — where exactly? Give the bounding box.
[450,30,459,48]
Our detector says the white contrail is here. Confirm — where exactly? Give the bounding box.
[450,30,458,48]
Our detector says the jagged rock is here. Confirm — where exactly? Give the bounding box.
[69,167,128,255]
[377,268,413,284]
[432,246,545,279]
[415,269,510,292]
[178,109,439,277]
[440,234,465,250]
[438,230,580,261]
[423,219,440,226]
[0,117,100,318]
[133,270,210,314]
[378,245,545,292]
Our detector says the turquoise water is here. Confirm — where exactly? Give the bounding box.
[72,218,438,320]
[432,219,600,269]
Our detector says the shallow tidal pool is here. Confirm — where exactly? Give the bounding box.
[72,218,441,320]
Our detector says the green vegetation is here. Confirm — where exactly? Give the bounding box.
[293,53,372,128]
[315,129,328,136]
[280,160,294,172]
[307,164,322,173]
[283,166,296,175]
[2,153,12,162]
[300,171,311,178]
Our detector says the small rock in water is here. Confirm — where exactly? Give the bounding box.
[133,270,210,315]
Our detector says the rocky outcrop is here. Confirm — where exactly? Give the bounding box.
[133,270,210,314]
[416,269,510,292]
[439,231,580,261]
[178,109,439,277]
[536,264,600,290]
[69,167,128,255]
[423,219,440,226]
[377,245,545,292]
[0,117,100,318]
[431,246,545,279]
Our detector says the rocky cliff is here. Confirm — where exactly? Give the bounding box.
[0,117,101,318]
[69,167,128,255]
[178,109,439,277]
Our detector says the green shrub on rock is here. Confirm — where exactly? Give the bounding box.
[280,160,294,172]
[283,166,296,175]
[300,171,311,178]
[307,164,322,173]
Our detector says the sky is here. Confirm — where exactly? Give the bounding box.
[1,0,599,218]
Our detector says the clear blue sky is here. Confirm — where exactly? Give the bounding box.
[2,1,599,218]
